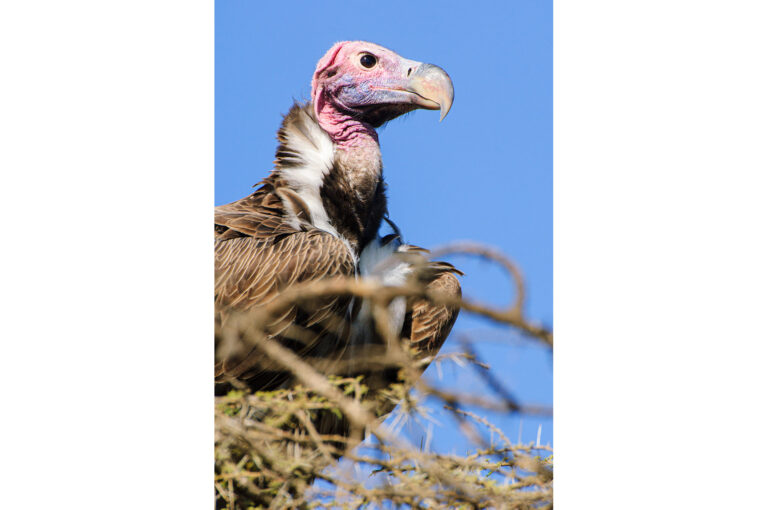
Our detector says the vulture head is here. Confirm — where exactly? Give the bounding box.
[311,41,454,131]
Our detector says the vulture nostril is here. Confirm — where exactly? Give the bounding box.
[407,68,412,77]
[327,70,336,78]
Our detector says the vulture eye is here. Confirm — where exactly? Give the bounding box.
[360,54,377,69]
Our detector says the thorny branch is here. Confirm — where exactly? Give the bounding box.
[215,242,553,509]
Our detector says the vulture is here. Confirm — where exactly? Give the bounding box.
[214,41,462,434]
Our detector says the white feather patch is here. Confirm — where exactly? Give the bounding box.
[352,238,414,345]
[276,108,357,259]
[277,112,338,225]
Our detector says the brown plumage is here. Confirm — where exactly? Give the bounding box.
[214,173,354,382]
[215,42,461,438]
[214,103,461,397]
[407,267,463,360]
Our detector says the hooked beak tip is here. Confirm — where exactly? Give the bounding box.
[408,63,454,122]
[439,104,450,122]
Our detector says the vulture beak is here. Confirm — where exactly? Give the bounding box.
[404,63,454,121]
[342,57,454,127]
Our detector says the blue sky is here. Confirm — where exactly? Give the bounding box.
[216,0,552,454]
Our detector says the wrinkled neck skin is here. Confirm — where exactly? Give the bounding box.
[316,99,383,194]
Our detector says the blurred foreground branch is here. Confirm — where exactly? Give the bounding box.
[215,242,553,509]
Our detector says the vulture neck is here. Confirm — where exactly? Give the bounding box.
[316,101,383,185]
[274,103,386,256]
[317,102,380,151]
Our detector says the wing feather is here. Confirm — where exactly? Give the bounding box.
[214,194,356,391]
[404,264,462,361]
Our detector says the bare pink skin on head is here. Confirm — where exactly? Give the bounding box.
[311,41,384,152]
[310,41,453,156]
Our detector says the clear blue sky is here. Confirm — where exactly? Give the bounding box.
[216,0,552,455]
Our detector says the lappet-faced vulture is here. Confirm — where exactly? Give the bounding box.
[215,41,462,434]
